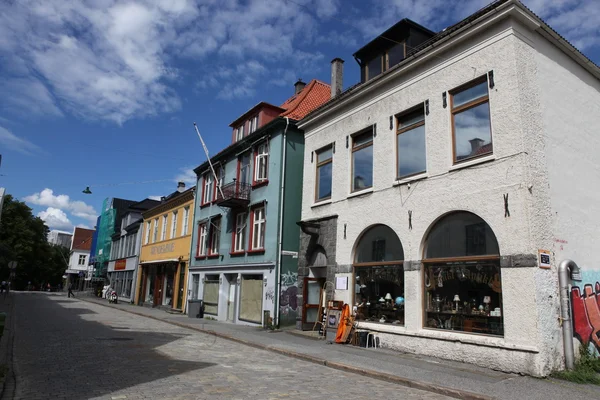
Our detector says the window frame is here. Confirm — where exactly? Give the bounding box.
[78,254,86,265]
[232,212,247,254]
[396,104,427,180]
[171,211,178,239]
[202,173,213,205]
[145,221,151,244]
[350,128,374,193]
[253,142,269,186]
[152,218,159,243]
[450,76,493,164]
[196,222,208,258]
[248,205,266,252]
[213,166,225,200]
[208,217,221,257]
[161,214,168,241]
[315,145,333,202]
[182,206,190,236]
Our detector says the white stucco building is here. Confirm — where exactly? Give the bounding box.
[66,227,95,290]
[296,0,600,376]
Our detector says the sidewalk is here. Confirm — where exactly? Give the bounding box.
[79,295,600,400]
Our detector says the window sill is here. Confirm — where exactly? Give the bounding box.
[207,254,220,259]
[195,255,206,260]
[252,180,269,189]
[348,188,373,199]
[450,154,495,172]
[229,251,246,257]
[311,199,332,208]
[394,172,428,186]
[247,249,265,255]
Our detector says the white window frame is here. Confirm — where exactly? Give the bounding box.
[251,206,266,250]
[183,206,190,236]
[254,143,269,182]
[209,218,221,255]
[234,212,247,252]
[161,214,168,241]
[78,254,86,265]
[203,174,213,204]
[153,218,159,243]
[145,221,151,244]
[198,223,208,256]
[171,211,178,239]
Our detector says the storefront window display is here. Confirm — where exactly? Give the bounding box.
[203,274,220,315]
[353,225,405,325]
[423,212,503,336]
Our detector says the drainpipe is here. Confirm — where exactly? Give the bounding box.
[275,117,290,327]
[558,259,582,370]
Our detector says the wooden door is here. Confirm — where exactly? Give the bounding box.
[153,274,163,306]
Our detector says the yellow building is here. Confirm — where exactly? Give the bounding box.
[135,184,195,312]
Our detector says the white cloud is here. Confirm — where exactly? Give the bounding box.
[24,188,98,222]
[0,126,41,155]
[38,207,73,230]
[174,167,197,186]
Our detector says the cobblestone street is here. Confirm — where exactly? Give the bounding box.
[7,293,450,400]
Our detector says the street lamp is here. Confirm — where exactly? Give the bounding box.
[82,186,92,194]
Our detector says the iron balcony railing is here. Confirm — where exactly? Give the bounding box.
[215,181,251,208]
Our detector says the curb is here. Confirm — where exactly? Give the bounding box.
[79,297,493,400]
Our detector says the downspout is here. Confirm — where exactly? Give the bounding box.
[558,259,582,370]
[184,189,198,315]
[275,117,290,327]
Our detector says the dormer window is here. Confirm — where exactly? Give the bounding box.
[249,115,258,133]
[364,42,406,81]
[235,126,244,142]
[366,56,382,80]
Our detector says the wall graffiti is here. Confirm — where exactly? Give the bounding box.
[571,282,600,354]
[279,271,298,318]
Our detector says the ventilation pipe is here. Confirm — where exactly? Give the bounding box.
[558,259,582,370]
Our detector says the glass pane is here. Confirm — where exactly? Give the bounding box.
[424,262,503,336]
[355,265,404,325]
[425,212,499,259]
[453,81,488,108]
[355,225,404,263]
[353,131,373,147]
[306,281,321,304]
[398,124,426,178]
[388,43,405,68]
[352,145,373,191]
[306,308,318,323]
[454,102,492,161]
[317,162,332,200]
[317,147,332,162]
[367,56,382,79]
[397,110,424,129]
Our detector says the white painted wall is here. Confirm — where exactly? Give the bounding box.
[68,250,90,271]
[297,12,598,375]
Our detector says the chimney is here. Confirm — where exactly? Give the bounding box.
[331,58,344,98]
[294,79,306,95]
[469,138,484,154]
[177,181,185,193]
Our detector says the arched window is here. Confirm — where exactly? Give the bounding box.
[353,225,405,325]
[423,212,503,336]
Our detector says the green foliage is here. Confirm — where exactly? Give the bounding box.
[0,194,70,289]
[553,344,600,384]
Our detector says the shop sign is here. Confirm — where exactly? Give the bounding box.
[538,249,551,269]
[281,250,298,258]
[151,243,175,255]
[115,259,127,270]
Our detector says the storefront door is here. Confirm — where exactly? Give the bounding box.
[227,277,236,321]
[153,274,164,306]
[303,277,325,330]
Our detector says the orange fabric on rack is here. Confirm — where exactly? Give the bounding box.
[335,304,351,343]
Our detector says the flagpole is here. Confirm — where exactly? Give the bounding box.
[193,123,224,199]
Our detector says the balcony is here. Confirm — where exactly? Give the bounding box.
[215,181,251,208]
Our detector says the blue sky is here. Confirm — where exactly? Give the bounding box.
[0,0,599,232]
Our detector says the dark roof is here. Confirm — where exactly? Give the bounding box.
[302,0,600,124]
[111,198,137,231]
[71,227,95,251]
[353,18,435,61]
[229,102,286,127]
[129,198,161,211]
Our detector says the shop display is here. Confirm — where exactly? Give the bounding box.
[424,262,503,336]
[355,265,404,325]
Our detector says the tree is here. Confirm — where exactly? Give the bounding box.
[0,194,69,290]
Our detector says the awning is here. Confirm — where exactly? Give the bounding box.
[140,258,179,265]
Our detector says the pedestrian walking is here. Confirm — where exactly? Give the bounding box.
[68,283,75,298]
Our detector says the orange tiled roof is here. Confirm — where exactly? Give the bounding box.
[279,80,331,120]
[71,227,95,251]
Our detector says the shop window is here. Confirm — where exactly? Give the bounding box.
[351,130,373,192]
[315,146,333,201]
[451,77,493,163]
[396,106,426,179]
[353,225,405,325]
[239,274,263,324]
[423,211,503,336]
[203,274,219,315]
